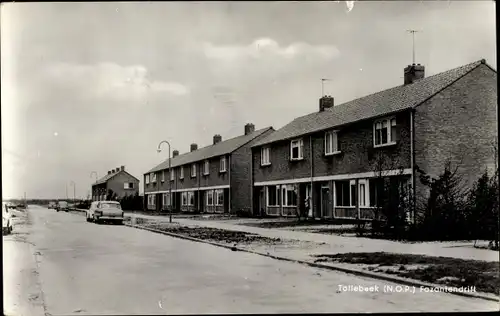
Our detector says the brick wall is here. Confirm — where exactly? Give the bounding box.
[252,112,411,183]
[198,156,230,188]
[414,63,498,198]
[106,172,140,199]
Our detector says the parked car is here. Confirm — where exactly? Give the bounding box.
[3,202,13,235]
[48,201,57,209]
[56,201,69,212]
[86,201,124,224]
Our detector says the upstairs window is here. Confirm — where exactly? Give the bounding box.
[151,173,157,183]
[261,147,271,166]
[374,117,397,147]
[290,139,304,160]
[325,130,340,155]
[161,170,165,182]
[180,166,184,179]
[220,156,227,172]
[170,169,175,181]
[124,182,134,189]
[145,175,150,184]
[191,164,197,177]
[204,160,210,175]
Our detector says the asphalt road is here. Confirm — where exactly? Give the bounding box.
[3,206,498,315]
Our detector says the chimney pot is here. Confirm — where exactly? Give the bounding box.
[404,64,425,85]
[319,95,334,112]
[213,134,222,145]
[244,123,255,135]
[108,171,111,175]
[173,150,179,157]
[121,165,125,171]
[190,143,198,152]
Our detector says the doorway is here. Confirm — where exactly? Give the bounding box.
[321,185,331,218]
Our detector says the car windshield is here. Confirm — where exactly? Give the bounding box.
[100,203,121,209]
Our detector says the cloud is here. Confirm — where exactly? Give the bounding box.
[44,62,189,100]
[203,38,340,61]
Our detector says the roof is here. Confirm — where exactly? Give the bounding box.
[146,127,273,173]
[253,59,495,147]
[94,170,140,185]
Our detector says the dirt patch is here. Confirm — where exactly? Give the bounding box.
[313,252,499,295]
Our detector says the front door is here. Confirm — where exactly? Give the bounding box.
[259,188,265,216]
[305,184,312,217]
[321,186,331,218]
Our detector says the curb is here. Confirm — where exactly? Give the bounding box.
[124,222,499,303]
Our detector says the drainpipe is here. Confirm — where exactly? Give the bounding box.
[410,109,416,224]
[228,155,231,214]
[198,163,200,213]
[310,135,314,219]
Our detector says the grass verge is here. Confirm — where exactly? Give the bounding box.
[313,252,499,295]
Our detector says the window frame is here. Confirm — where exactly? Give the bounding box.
[145,174,150,184]
[191,164,197,178]
[162,192,171,207]
[290,138,304,161]
[261,147,271,166]
[206,190,214,206]
[203,160,210,175]
[334,180,356,208]
[266,185,281,207]
[151,172,157,183]
[358,179,370,207]
[373,116,397,148]
[325,130,341,155]
[170,169,175,181]
[282,184,298,207]
[161,170,165,182]
[180,166,184,179]
[215,189,224,206]
[220,156,227,173]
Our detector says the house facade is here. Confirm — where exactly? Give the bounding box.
[91,166,140,201]
[251,60,497,220]
[144,124,273,214]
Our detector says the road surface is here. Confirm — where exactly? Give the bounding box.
[3,206,498,315]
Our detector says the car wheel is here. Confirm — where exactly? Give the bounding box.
[93,215,98,224]
[117,220,124,225]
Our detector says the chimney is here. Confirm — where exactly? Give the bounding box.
[213,134,222,145]
[404,63,425,85]
[319,95,334,112]
[190,143,198,152]
[173,150,179,157]
[108,171,111,175]
[121,165,125,171]
[244,123,255,135]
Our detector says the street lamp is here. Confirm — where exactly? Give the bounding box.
[157,140,172,223]
[70,181,76,203]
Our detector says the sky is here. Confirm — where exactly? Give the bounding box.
[1,1,496,199]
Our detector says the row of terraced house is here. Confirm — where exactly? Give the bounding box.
[143,59,497,220]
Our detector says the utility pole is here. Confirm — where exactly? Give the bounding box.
[407,29,421,64]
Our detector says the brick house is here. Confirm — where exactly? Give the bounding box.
[91,166,140,201]
[251,59,497,220]
[144,124,274,214]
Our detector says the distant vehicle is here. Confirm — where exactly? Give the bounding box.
[56,201,69,212]
[3,202,13,235]
[86,201,124,225]
[48,201,57,209]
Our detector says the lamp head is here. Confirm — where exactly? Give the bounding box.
[157,148,162,153]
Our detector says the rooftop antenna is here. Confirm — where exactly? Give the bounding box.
[406,29,421,64]
[321,78,331,96]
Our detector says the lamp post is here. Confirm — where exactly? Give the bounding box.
[70,181,76,203]
[90,171,98,201]
[157,140,172,223]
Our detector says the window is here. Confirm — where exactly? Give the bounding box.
[261,147,271,166]
[145,174,150,184]
[162,193,171,207]
[220,156,227,172]
[161,171,165,182]
[206,190,214,205]
[191,164,197,177]
[325,130,340,155]
[267,185,280,206]
[215,189,224,206]
[151,173,157,183]
[180,166,184,179]
[181,192,194,206]
[188,191,195,206]
[124,182,134,189]
[148,194,156,206]
[170,169,175,181]
[282,184,298,207]
[374,117,397,147]
[335,180,355,207]
[290,139,304,160]
[204,160,210,175]
[358,180,370,207]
